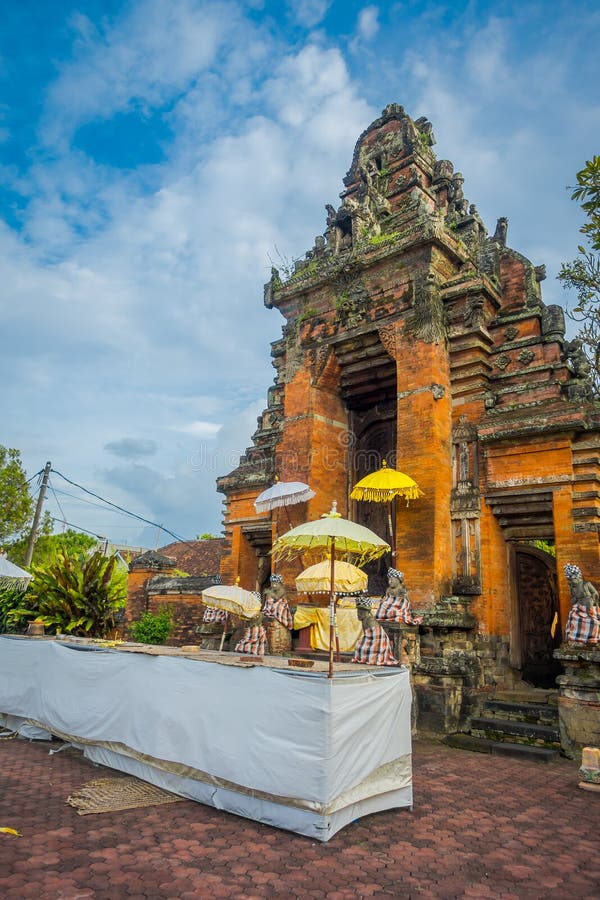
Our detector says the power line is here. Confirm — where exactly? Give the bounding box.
[49,484,135,518]
[48,516,107,540]
[51,468,193,547]
[48,478,67,526]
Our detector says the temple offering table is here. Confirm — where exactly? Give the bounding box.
[0,635,412,841]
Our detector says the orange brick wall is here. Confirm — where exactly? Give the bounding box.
[394,321,453,607]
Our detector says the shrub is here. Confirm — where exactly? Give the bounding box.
[8,550,126,637]
[129,609,174,645]
[0,585,29,634]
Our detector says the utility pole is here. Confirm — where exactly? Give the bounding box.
[24,461,52,567]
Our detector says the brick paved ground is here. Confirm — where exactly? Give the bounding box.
[1,737,598,899]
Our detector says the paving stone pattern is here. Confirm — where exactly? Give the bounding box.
[1,738,599,899]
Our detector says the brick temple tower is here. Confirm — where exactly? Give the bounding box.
[217,103,600,701]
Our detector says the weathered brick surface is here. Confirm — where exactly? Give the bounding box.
[1,737,598,898]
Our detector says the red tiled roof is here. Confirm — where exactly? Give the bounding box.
[158,539,226,577]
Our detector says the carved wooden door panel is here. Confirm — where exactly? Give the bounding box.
[515,546,560,687]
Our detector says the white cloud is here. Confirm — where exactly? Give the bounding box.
[40,0,250,148]
[287,0,332,29]
[177,421,223,437]
[357,6,379,41]
[3,0,599,542]
[2,13,376,541]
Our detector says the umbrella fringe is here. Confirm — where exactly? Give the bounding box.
[255,489,315,513]
[272,544,386,567]
[349,487,424,502]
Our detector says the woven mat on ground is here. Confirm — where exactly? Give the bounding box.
[67,776,184,815]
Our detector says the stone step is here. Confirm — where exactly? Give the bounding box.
[493,688,558,706]
[483,700,559,725]
[444,733,559,762]
[470,716,560,746]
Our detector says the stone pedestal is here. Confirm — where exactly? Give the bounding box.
[412,596,480,734]
[554,644,600,759]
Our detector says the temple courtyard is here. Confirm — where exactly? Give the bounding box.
[1,737,598,899]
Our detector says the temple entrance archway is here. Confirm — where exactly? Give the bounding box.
[511,544,560,688]
[349,402,396,596]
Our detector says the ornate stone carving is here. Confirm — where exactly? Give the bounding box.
[449,172,468,218]
[264,266,281,309]
[309,346,332,381]
[564,338,591,379]
[504,325,518,341]
[464,296,486,328]
[518,349,535,365]
[535,264,547,282]
[406,272,446,343]
[492,217,508,246]
[378,323,397,359]
[495,354,510,370]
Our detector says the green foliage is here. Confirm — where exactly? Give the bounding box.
[0,585,29,634]
[558,156,600,396]
[570,156,600,250]
[8,550,126,637]
[7,528,97,569]
[0,447,34,544]
[196,532,219,540]
[528,539,556,558]
[367,231,400,247]
[297,306,318,324]
[289,261,319,282]
[129,608,173,645]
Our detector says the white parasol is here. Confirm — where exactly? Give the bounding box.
[254,480,315,514]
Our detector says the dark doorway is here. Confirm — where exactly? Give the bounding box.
[350,403,396,596]
[513,545,560,688]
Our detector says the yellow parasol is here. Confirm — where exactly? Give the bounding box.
[350,461,423,553]
[272,501,389,676]
[295,559,368,595]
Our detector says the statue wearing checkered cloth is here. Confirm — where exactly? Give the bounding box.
[203,606,228,624]
[235,593,267,655]
[352,595,399,667]
[262,574,293,630]
[376,568,423,625]
[564,564,600,644]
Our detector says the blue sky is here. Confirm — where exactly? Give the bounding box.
[2,0,599,547]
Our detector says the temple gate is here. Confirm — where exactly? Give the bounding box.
[216,104,600,730]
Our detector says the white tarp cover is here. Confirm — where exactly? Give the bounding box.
[0,637,412,840]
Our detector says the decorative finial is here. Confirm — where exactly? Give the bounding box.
[322,500,342,518]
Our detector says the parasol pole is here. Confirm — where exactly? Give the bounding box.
[328,537,336,678]
[388,494,396,559]
[219,612,229,651]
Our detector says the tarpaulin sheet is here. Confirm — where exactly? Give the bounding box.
[0,637,412,840]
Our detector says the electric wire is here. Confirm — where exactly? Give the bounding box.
[51,468,196,548]
[48,516,107,540]
[49,485,135,518]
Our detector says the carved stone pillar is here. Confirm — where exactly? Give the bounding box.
[450,416,482,595]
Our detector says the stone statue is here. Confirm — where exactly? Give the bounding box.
[564,339,591,379]
[563,564,600,644]
[262,574,293,654]
[376,568,423,625]
[234,592,267,656]
[493,217,508,247]
[450,172,468,217]
[352,594,399,666]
